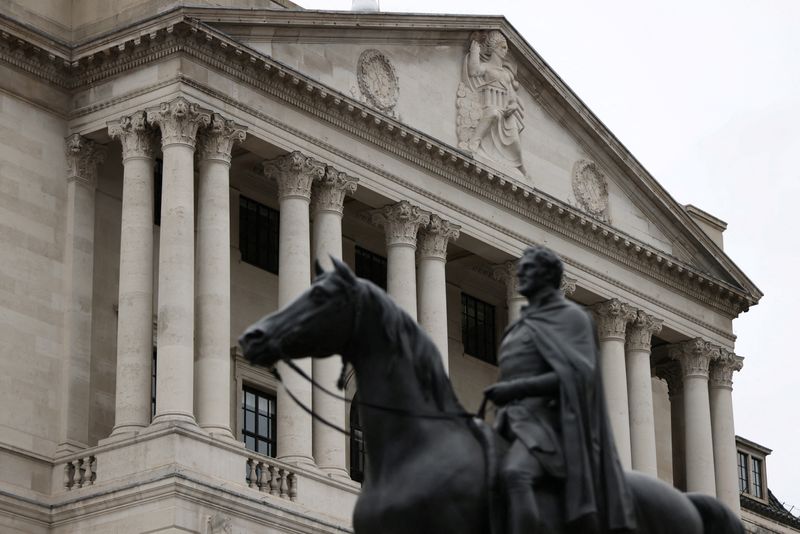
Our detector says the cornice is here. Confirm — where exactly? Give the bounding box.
[0,13,756,318]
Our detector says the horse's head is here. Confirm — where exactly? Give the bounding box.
[239,256,359,368]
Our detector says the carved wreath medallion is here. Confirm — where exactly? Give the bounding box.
[572,159,609,221]
[357,49,399,113]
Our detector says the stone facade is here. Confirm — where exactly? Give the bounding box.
[0,2,763,532]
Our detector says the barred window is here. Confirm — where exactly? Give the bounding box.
[349,394,366,483]
[738,451,749,493]
[154,159,163,226]
[355,246,387,290]
[151,350,157,420]
[242,387,277,457]
[239,196,280,274]
[461,293,496,364]
[752,457,763,498]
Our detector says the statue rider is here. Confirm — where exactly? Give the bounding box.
[484,246,637,533]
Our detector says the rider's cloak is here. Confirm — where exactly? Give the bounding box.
[517,291,637,531]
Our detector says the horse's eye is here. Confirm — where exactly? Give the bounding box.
[310,286,325,302]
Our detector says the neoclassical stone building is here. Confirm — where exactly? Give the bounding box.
[0,1,763,532]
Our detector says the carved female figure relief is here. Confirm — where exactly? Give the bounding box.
[457,31,527,179]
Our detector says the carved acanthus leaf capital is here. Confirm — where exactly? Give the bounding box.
[654,361,684,397]
[709,351,744,389]
[65,134,106,189]
[147,97,211,148]
[626,310,663,352]
[263,151,326,201]
[311,165,358,215]
[108,111,158,161]
[492,261,521,302]
[560,275,577,297]
[592,298,636,340]
[368,200,430,247]
[669,338,720,379]
[418,215,460,260]
[198,113,246,164]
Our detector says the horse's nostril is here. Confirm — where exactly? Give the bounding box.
[240,329,263,347]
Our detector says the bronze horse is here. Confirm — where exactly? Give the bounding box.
[239,258,743,534]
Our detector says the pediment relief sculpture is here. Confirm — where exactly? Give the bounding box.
[457,30,527,180]
[572,159,610,222]
[352,49,400,119]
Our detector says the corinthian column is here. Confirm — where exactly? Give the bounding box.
[492,261,526,324]
[263,151,325,466]
[670,338,718,495]
[107,112,158,438]
[625,310,663,476]
[195,114,246,438]
[147,97,210,425]
[710,351,744,513]
[654,361,686,490]
[592,298,636,469]
[560,275,577,298]
[311,164,357,477]
[57,134,105,456]
[368,201,430,319]
[417,215,460,372]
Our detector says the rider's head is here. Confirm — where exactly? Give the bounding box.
[517,246,563,298]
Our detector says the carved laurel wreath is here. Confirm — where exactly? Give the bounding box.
[572,159,609,221]
[357,49,399,112]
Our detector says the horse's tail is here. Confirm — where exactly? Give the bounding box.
[687,493,745,534]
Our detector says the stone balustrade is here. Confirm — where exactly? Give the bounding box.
[245,455,298,501]
[62,455,96,490]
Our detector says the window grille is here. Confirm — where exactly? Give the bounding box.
[239,196,280,274]
[242,387,277,457]
[461,293,497,364]
[350,395,366,483]
[355,246,387,290]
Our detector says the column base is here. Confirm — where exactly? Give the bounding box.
[147,412,198,433]
[98,425,146,446]
[200,424,237,443]
[319,465,351,481]
[278,454,317,470]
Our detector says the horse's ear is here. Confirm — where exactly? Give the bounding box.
[314,258,325,278]
[331,256,356,284]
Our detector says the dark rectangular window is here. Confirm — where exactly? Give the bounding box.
[355,246,387,290]
[151,350,157,420]
[242,386,277,457]
[350,395,366,483]
[239,196,280,274]
[461,293,496,364]
[752,457,763,498]
[154,159,162,226]
[738,452,749,494]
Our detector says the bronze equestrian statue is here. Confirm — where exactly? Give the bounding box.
[239,249,744,534]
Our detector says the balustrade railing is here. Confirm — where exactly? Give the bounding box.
[245,456,298,501]
[63,455,96,490]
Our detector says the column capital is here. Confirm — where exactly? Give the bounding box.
[197,113,247,164]
[65,134,106,189]
[311,165,358,215]
[626,310,663,352]
[263,151,326,201]
[368,200,430,248]
[669,338,720,379]
[560,275,577,297]
[654,361,684,398]
[147,97,211,148]
[709,351,744,389]
[492,261,519,302]
[108,111,158,161]
[418,215,460,260]
[592,298,636,340]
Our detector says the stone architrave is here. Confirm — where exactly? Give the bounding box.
[417,215,460,372]
[147,97,211,425]
[625,310,663,476]
[195,113,246,438]
[263,151,326,466]
[654,361,686,491]
[669,338,719,496]
[709,350,744,513]
[58,134,106,456]
[311,164,358,477]
[107,111,158,438]
[368,201,430,319]
[592,298,636,469]
[492,260,526,324]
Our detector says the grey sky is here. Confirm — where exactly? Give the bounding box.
[299,0,800,511]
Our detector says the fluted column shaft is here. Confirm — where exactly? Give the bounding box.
[108,112,157,437]
[710,352,743,513]
[417,215,460,372]
[195,114,246,438]
[592,299,636,469]
[670,339,717,495]
[264,151,325,465]
[58,134,105,456]
[625,311,662,476]
[656,363,686,490]
[311,165,357,477]
[148,97,210,424]
[369,201,430,320]
[493,261,526,324]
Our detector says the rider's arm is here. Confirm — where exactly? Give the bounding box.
[484,372,559,404]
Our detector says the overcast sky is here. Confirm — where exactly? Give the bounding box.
[299,0,800,510]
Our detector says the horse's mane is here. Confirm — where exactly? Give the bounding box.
[355,278,463,413]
